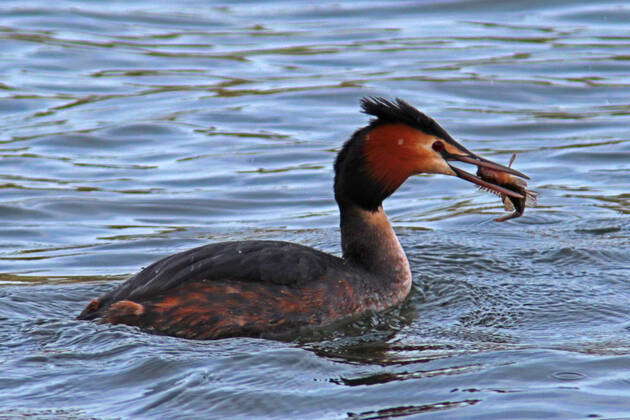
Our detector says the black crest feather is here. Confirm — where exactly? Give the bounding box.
[360,97,466,151]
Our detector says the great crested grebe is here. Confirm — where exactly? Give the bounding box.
[78,97,530,340]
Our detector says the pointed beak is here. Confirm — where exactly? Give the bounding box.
[443,151,529,199]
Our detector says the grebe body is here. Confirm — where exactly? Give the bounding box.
[78,98,528,339]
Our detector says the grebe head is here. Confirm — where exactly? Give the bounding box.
[334,97,529,211]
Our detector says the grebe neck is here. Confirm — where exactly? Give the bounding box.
[338,202,412,289]
[333,124,412,294]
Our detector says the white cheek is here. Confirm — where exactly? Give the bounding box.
[414,143,456,175]
[425,159,456,176]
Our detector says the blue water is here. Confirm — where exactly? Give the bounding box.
[1,0,629,418]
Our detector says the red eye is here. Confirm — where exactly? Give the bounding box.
[432,141,445,152]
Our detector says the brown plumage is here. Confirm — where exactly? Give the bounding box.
[78,97,531,339]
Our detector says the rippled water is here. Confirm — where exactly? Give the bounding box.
[1,0,629,418]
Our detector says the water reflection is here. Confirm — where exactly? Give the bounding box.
[1,0,629,418]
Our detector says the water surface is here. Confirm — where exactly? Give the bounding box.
[1,1,629,419]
